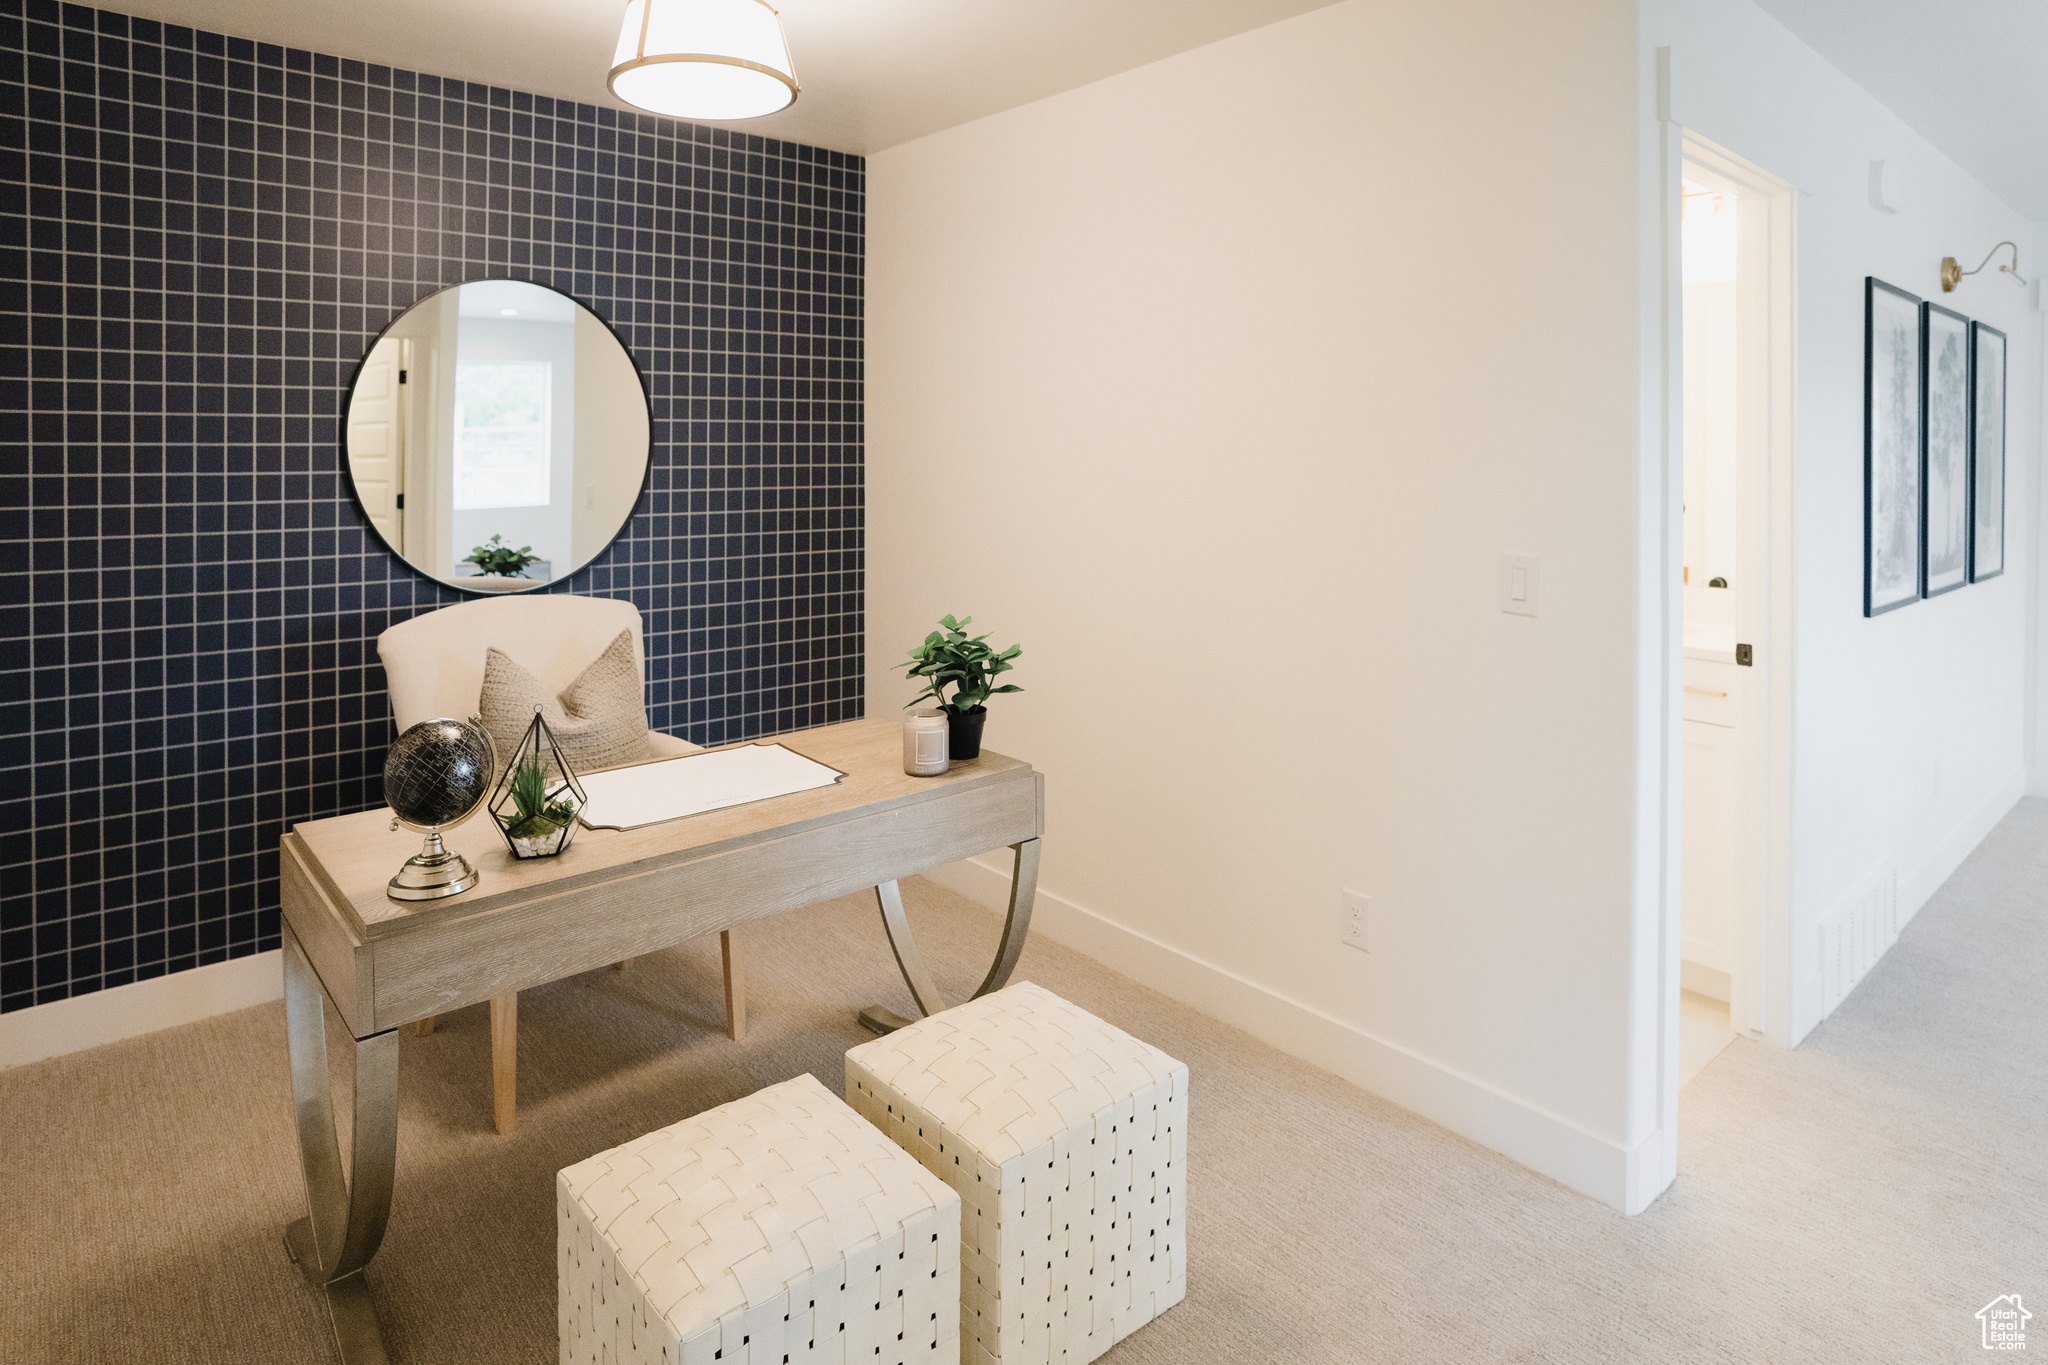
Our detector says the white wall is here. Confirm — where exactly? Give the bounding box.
[866,0,1653,1207]
[1643,0,2040,1042]
[571,311,652,567]
[2035,215,2048,790]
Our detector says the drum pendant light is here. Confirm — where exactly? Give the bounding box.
[609,0,800,120]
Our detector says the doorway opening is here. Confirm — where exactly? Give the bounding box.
[1675,135,1798,1090]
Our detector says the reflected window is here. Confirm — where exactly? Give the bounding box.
[454,362,551,509]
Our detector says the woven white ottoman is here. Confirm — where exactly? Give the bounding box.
[845,982,1187,1365]
[558,1072,962,1365]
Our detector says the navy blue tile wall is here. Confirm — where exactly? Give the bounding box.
[0,0,866,1013]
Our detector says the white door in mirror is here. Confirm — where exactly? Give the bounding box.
[347,337,407,552]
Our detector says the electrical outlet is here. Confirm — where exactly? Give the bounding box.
[1340,890,1370,952]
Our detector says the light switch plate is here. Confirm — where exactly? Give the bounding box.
[1500,553,1540,617]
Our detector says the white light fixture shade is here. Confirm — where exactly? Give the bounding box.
[610,0,799,121]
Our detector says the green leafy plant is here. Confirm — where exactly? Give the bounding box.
[499,757,576,840]
[900,614,1023,716]
[466,534,540,578]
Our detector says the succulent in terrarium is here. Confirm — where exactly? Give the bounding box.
[487,710,586,860]
[500,757,576,838]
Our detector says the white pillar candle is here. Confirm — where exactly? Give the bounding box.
[902,710,949,776]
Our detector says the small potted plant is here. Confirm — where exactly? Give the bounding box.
[494,756,581,857]
[900,614,1022,760]
[465,534,541,579]
[487,712,587,859]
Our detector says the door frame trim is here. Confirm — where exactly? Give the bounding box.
[1678,130,1798,1050]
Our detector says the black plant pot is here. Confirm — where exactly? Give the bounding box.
[947,706,988,761]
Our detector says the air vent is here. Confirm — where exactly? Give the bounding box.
[1818,865,1899,1017]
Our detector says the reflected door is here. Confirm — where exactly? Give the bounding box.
[348,337,408,553]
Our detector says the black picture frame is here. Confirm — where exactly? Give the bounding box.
[1864,278,1923,616]
[1970,321,2008,582]
[1921,301,1971,598]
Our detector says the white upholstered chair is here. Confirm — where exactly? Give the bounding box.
[377,594,746,1135]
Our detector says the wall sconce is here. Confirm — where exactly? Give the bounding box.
[1941,242,2028,293]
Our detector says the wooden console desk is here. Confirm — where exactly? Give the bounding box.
[278,717,1043,1365]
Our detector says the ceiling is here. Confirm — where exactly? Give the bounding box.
[102,0,1342,155]
[455,279,578,321]
[1750,0,2048,221]
[97,2,2043,214]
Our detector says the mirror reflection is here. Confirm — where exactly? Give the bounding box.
[344,280,652,593]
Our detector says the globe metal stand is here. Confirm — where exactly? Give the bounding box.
[381,715,498,904]
[386,828,482,901]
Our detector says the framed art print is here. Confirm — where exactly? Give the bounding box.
[1864,278,1922,615]
[1921,301,1970,597]
[1970,321,2007,582]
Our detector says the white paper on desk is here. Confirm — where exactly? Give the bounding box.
[576,744,845,831]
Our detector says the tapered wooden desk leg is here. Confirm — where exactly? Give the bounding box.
[614,958,633,971]
[412,1016,435,1037]
[490,992,517,1135]
[721,929,747,1042]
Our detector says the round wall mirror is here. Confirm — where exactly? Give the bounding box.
[343,280,652,593]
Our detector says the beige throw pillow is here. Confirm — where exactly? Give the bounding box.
[479,629,653,776]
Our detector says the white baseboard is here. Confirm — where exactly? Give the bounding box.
[1622,1121,1678,1217]
[1792,766,2025,1042]
[0,950,283,1071]
[1680,960,1731,1002]
[921,858,1653,1213]
[1900,767,2027,921]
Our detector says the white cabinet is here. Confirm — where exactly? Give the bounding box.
[1682,657,1738,725]
[1682,717,1737,982]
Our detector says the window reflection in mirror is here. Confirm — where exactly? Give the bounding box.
[344,279,651,593]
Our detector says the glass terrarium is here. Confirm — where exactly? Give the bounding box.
[488,711,587,860]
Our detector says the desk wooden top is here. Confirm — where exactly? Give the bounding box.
[287,718,1035,942]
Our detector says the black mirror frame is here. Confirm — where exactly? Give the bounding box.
[339,277,657,595]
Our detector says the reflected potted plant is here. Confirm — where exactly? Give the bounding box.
[900,614,1023,760]
[465,534,540,579]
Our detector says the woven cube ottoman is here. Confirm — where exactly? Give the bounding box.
[845,982,1187,1365]
[558,1072,962,1365]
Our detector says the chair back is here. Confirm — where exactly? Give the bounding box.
[376,594,649,732]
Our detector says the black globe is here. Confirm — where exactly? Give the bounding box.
[383,719,495,829]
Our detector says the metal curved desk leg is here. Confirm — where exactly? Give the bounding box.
[860,837,1041,1035]
[972,836,1039,999]
[281,925,401,1365]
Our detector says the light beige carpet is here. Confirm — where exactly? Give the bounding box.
[5,801,2046,1363]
